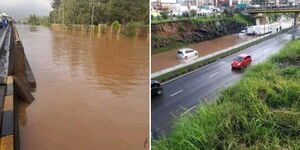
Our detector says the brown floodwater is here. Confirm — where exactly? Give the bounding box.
[16,24,149,150]
[152,34,255,72]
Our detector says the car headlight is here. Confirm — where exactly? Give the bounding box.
[238,63,241,66]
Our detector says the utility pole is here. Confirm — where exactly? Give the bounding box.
[91,0,95,25]
[62,4,65,24]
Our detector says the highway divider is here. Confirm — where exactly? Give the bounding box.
[152,26,295,82]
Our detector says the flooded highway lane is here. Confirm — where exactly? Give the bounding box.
[152,34,255,73]
[16,24,149,150]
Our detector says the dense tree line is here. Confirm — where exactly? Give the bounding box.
[27,15,50,26]
[49,0,148,25]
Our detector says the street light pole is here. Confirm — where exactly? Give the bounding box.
[91,0,94,25]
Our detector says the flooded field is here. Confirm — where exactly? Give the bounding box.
[152,34,255,73]
[16,24,149,150]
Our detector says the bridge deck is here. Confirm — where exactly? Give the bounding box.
[249,9,300,14]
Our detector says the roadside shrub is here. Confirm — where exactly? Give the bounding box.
[190,10,197,18]
[123,22,139,37]
[182,11,190,18]
[111,20,121,32]
[151,35,159,41]
[178,26,186,32]
[160,10,169,19]
[99,24,108,33]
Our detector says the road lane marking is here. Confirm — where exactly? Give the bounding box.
[180,106,196,117]
[170,90,183,97]
[161,59,224,85]
[225,81,233,87]
[209,72,219,78]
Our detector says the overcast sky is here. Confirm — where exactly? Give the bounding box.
[0,0,53,19]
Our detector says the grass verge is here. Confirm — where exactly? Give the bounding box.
[152,36,300,150]
[152,28,292,82]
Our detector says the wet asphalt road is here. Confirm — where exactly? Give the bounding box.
[151,27,300,138]
[0,28,4,36]
[0,28,4,44]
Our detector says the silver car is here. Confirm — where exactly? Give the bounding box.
[177,48,198,60]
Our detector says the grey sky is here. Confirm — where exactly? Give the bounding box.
[0,0,53,19]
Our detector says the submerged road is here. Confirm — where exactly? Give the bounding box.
[152,27,300,137]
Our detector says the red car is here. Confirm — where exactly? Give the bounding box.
[231,54,252,69]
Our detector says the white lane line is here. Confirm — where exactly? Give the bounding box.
[161,59,223,85]
[180,106,196,117]
[225,81,233,87]
[209,72,219,78]
[170,90,183,97]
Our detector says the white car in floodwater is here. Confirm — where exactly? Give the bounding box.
[239,30,247,36]
[177,48,198,60]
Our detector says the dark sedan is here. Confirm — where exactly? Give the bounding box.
[151,80,163,96]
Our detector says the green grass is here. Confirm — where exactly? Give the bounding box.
[152,28,292,82]
[152,38,300,150]
[233,13,255,25]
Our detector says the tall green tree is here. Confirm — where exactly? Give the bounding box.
[49,0,148,25]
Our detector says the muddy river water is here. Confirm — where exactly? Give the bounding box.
[152,34,256,72]
[16,24,149,150]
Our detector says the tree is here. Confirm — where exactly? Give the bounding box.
[160,10,169,19]
[190,10,197,18]
[48,0,148,25]
[182,11,190,18]
[52,0,61,9]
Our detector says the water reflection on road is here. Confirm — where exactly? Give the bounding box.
[16,24,149,150]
